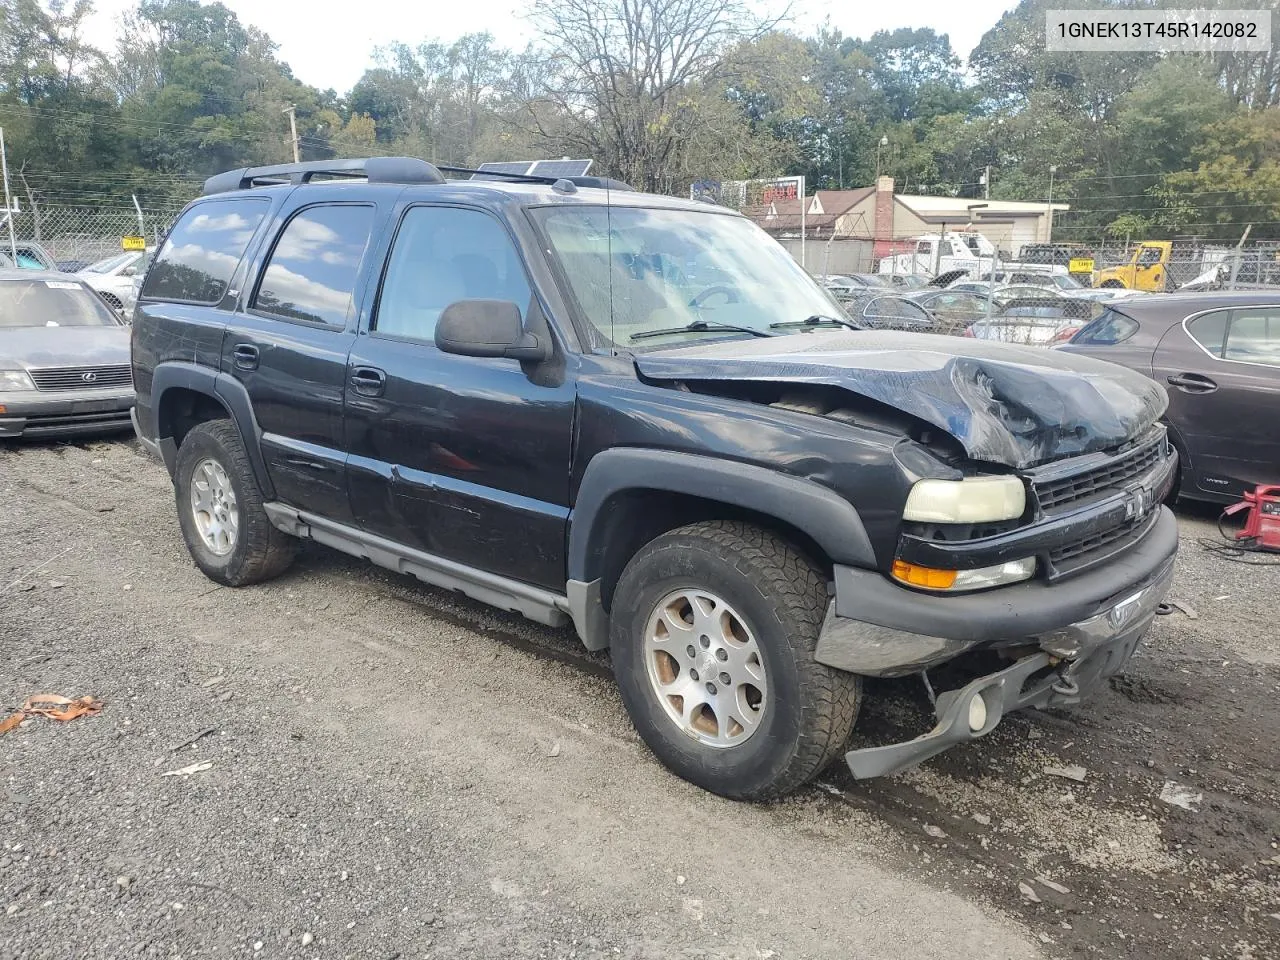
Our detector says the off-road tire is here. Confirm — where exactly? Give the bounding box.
[173,419,297,586]
[610,520,861,801]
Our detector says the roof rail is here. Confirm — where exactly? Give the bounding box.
[202,157,446,195]
[435,165,634,192]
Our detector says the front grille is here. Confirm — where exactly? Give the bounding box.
[1048,517,1142,565]
[29,364,133,391]
[1033,430,1165,511]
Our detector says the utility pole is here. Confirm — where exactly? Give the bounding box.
[1046,164,1058,243]
[283,105,300,163]
[984,165,991,200]
[0,127,18,262]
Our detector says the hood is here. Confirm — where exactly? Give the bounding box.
[2,324,131,369]
[633,330,1166,469]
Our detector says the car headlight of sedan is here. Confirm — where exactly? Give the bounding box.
[903,475,1026,524]
[0,369,35,391]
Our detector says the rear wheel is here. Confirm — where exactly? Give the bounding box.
[610,521,860,801]
[1100,279,1125,289]
[173,419,297,586]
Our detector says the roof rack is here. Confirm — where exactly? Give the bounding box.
[436,165,634,192]
[202,157,446,195]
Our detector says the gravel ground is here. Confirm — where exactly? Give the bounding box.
[1,437,1278,960]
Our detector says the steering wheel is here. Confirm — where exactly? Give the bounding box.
[689,285,740,308]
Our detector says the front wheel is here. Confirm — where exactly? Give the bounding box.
[610,521,860,801]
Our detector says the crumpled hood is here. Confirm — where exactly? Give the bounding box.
[2,325,130,369]
[634,330,1167,468]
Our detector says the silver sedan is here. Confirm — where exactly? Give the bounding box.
[0,270,134,438]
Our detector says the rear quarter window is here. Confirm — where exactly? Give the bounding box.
[1071,308,1139,345]
[142,198,269,304]
[1186,310,1229,357]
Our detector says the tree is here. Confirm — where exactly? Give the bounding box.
[524,0,784,191]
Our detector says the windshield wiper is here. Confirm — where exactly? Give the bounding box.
[768,314,864,331]
[630,320,775,341]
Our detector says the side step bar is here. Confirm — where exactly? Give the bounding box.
[263,503,572,629]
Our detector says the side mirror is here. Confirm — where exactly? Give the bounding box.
[434,299,549,362]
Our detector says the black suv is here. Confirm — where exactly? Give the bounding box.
[131,157,1178,800]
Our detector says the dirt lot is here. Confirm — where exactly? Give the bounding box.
[2,437,1278,960]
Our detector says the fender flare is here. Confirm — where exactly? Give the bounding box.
[568,446,875,581]
[151,362,274,499]
[565,449,877,650]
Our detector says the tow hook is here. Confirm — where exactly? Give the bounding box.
[1051,674,1081,697]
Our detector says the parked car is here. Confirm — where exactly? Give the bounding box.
[78,249,153,313]
[885,274,927,290]
[0,242,57,271]
[966,313,1087,346]
[907,289,999,328]
[1060,293,1280,503]
[0,270,135,438]
[131,157,1177,800]
[840,293,941,331]
[817,273,890,300]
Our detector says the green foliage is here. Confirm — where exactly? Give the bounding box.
[0,0,1275,240]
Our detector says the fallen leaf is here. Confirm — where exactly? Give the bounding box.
[160,761,213,777]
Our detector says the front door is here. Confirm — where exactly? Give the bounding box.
[344,203,576,590]
[222,199,380,523]
[1155,305,1280,498]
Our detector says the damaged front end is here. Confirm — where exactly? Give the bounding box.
[817,420,1179,779]
[634,328,1179,778]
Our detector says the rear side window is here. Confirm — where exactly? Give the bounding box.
[1187,310,1229,356]
[1224,307,1280,366]
[1072,308,1138,345]
[253,204,376,327]
[143,198,268,304]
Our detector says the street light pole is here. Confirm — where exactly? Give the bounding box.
[1046,164,1058,243]
[876,135,888,181]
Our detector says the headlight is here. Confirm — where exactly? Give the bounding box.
[892,557,1036,592]
[0,369,34,391]
[903,476,1026,523]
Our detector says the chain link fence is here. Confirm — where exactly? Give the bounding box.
[2,203,187,270]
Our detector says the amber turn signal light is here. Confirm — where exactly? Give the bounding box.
[891,560,958,590]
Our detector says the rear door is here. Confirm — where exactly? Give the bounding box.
[343,202,576,590]
[1154,305,1280,498]
[222,192,384,522]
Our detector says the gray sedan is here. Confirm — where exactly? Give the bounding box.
[0,270,134,438]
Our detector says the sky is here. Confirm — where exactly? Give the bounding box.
[81,0,1019,94]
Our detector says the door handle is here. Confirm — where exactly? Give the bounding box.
[284,457,331,472]
[233,343,260,370]
[349,366,387,397]
[1166,373,1218,394]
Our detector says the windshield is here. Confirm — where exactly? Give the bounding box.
[531,205,845,348]
[1052,274,1084,289]
[82,252,137,274]
[0,279,122,328]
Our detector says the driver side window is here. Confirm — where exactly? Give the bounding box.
[373,206,532,343]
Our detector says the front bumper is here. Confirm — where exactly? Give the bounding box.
[0,389,135,438]
[817,506,1177,779]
